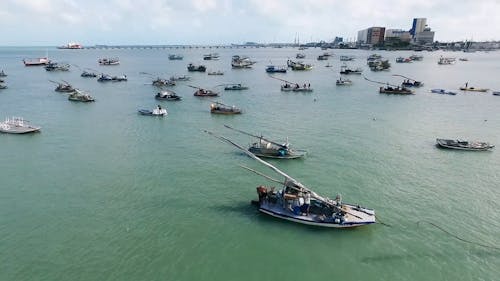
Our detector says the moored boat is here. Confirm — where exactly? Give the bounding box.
[207,70,224,75]
[436,139,494,151]
[296,53,306,59]
[206,131,375,228]
[210,102,242,115]
[191,85,218,97]
[51,80,75,92]
[0,70,7,77]
[98,57,120,65]
[493,91,500,96]
[336,77,352,86]
[81,70,97,77]
[431,89,457,95]
[187,63,206,72]
[23,57,50,66]
[68,89,95,102]
[58,42,83,49]
[224,84,248,91]
[152,77,175,87]
[231,55,256,68]
[459,85,488,92]
[44,62,70,71]
[265,65,287,73]
[168,54,183,60]
[203,53,220,60]
[340,64,362,74]
[155,90,182,101]
[0,117,41,134]
[379,86,413,95]
[138,105,167,116]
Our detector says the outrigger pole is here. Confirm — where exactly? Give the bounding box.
[223,124,286,148]
[363,75,399,87]
[392,74,418,82]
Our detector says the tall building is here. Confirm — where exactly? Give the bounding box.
[414,27,435,44]
[410,18,427,37]
[357,27,385,45]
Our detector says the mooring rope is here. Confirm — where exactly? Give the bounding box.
[375,215,392,227]
[417,220,500,251]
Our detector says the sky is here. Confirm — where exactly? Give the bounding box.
[1,0,499,46]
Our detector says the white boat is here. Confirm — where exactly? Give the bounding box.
[0,117,41,134]
[438,56,455,65]
[138,106,168,116]
[206,132,376,228]
[58,42,83,49]
[336,77,352,86]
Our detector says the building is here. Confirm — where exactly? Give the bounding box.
[385,29,411,42]
[414,27,435,45]
[410,18,427,37]
[357,27,385,45]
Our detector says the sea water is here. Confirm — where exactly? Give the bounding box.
[1,47,499,281]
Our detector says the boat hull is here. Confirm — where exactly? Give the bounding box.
[436,139,494,151]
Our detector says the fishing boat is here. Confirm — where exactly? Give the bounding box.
[396,57,412,63]
[438,56,455,65]
[287,60,312,71]
[0,70,7,77]
[296,53,306,59]
[203,53,220,60]
[68,89,95,102]
[231,55,256,68]
[336,77,352,86]
[44,62,70,71]
[459,58,469,61]
[155,90,182,101]
[0,117,41,134]
[187,63,206,72]
[265,65,287,73]
[81,70,97,77]
[205,131,375,228]
[340,64,362,74]
[339,55,354,61]
[379,86,413,95]
[393,75,423,87]
[138,105,167,116]
[409,54,423,61]
[51,80,75,93]
[368,59,390,71]
[190,85,218,97]
[170,75,190,81]
[97,74,127,82]
[168,54,183,60]
[210,102,242,115]
[431,89,457,95]
[317,54,329,60]
[224,125,307,159]
[459,85,488,92]
[493,91,500,96]
[436,139,494,151]
[23,57,50,66]
[152,77,175,87]
[98,58,120,65]
[224,84,248,91]
[280,83,312,92]
[207,70,224,75]
[58,42,83,49]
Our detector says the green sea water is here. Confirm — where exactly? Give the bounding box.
[1,47,499,281]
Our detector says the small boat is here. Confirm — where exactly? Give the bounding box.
[396,57,412,63]
[205,131,375,228]
[0,84,8,89]
[401,79,423,87]
[340,64,362,75]
[138,106,167,116]
[379,86,413,95]
[339,55,354,61]
[231,55,256,68]
[224,125,307,159]
[281,83,313,92]
[368,59,390,71]
[336,77,352,86]
[68,89,95,102]
[58,42,83,49]
[296,53,306,59]
[169,75,190,81]
[436,139,494,151]
[492,91,500,96]
[23,57,50,66]
[438,56,455,65]
[155,90,182,101]
[97,74,127,82]
[152,77,175,87]
[168,54,183,60]
[409,54,423,61]
[210,102,242,115]
[288,60,312,71]
[191,86,219,97]
[431,89,457,95]
[44,62,70,71]
[459,85,488,92]
[98,58,120,65]
[51,80,75,92]
[0,117,41,134]
[81,70,97,77]
[459,58,469,61]
[265,65,287,73]
[207,70,224,75]
[187,63,206,72]
[0,70,7,77]
[203,53,220,60]
[224,84,248,91]
[317,54,329,60]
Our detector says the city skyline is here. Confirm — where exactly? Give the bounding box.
[1,0,499,46]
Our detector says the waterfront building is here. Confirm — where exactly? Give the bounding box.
[357,27,385,45]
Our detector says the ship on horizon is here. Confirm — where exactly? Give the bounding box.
[57,42,83,49]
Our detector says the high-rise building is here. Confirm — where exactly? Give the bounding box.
[410,18,427,37]
[414,27,435,44]
[357,27,385,45]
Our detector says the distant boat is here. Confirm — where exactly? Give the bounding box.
[396,57,412,63]
[169,75,190,81]
[231,55,256,68]
[0,70,7,77]
[436,139,494,151]
[44,62,70,71]
[459,85,488,92]
[431,89,457,95]
[0,117,41,134]
[210,102,242,115]
[23,57,50,66]
[287,60,312,71]
[58,42,83,49]
[224,84,248,91]
[296,53,306,59]
[51,80,75,92]
[68,89,95,102]
[138,106,167,116]
[152,77,175,87]
[155,90,182,101]
[379,86,413,95]
[168,54,183,60]
[438,56,455,65]
[493,91,500,96]
[317,54,328,60]
[340,64,362,75]
[339,55,354,61]
[459,58,469,61]
[207,70,224,75]
[187,63,206,72]
[189,85,218,97]
[81,70,97,77]
[265,65,287,73]
[203,53,220,60]
[98,58,120,65]
[97,74,127,82]
[409,54,423,61]
[336,77,352,86]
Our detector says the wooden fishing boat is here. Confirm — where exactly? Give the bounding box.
[190,85,218,97]
[224,84,248,91]
[459,86,488,92]
[51,80,75,93]
[81,70,97,77]
[231,55,255,68]
[23,57,50,66]
[205,130,375,228]
[210,102,242,115]
[68,89,95,102]
[45,62,70,71]
[168,54,183,60]
[379,86,413,95]
[138,106,167,116]
[155,90,182,101]
[0,117,41,134]
[431,89,457,95]
[340,64,362,74]
[203,53,219,60]
[393,75,423,88]
[436,139,494,151]
[98,57,120,65]
[224,125,307,159]
[152,77,175,87]
[187,63,206,72]
[336,77,352,86]
[265,65,287,73]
